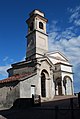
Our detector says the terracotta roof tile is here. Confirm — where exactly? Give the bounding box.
[0,72,32,84]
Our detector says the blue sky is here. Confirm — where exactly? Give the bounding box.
[0,0,80,93]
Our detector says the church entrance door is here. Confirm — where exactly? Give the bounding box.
[41,72,46,97]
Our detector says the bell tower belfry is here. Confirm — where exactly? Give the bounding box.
[26,9,48,60]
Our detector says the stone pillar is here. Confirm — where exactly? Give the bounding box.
[46,77,50,98]
[36,63,41,96]
[61,80,64,95]
[71,81,74,95]
[50,68,55,98]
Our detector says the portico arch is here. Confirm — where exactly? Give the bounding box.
[55,77,62,95]
[63,76,73,95]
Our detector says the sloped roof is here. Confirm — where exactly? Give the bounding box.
[55,62,72,67]
[45,51,71,66]
[46,51,68,61]
[0,72,33,84]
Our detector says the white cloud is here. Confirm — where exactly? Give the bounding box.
[0,55,25,80]
[21,56,26,61]
[74,19,80,26]
[48,19,80,92]
[49,28,80,65]
[3,56,9,62]
[0,56,14,79]
[68,6,80,26]
[0,65,11,79]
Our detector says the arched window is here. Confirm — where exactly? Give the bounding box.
[41,69,49,97]
[39,22,43,29]
[41,72,46,97]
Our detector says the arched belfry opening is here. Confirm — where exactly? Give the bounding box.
[41,70,49,97]
[39,22,44,29]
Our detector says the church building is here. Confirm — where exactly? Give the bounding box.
[0,10,74,108]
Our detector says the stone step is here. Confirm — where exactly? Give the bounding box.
[41,97,53,102]
[41,95,77,103]
[41,95,78,108]
[53,95,77,101]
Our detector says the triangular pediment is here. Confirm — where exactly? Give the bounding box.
[37,56,55,69]
[45,51,69,65]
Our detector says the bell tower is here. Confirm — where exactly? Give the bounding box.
[26,9,48,60]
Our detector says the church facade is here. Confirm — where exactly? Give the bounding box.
[0,10,74,108]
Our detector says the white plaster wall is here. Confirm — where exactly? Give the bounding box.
[54,71,61,80]
[62,72,73,82]
[51,74,55,98]
[36,18,46,34]
[48,57,69,65]
[36,31,48,51]
[47,52,70,65]
[39,61,50,73]
[20,74,40,98]
[46,78,55,99]
[39,60,55,99]
[19,59,55,99]
[0,86,10,102]
[55,64,61,71]
[61,72,74,95]
[46,79,49,97]
[0,82,20,108]
[61,65,72,72]
[31,10,44,17]
[50,52,66,60]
